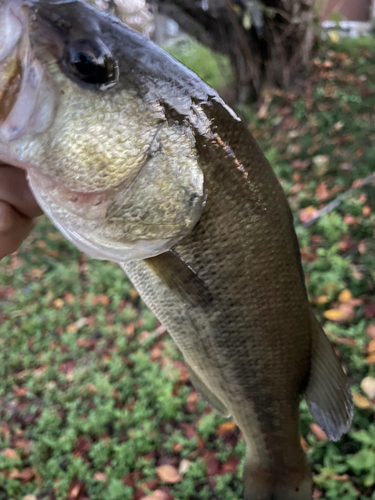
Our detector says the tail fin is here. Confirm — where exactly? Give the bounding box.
[243,460,312,500]
[304,312,353,441]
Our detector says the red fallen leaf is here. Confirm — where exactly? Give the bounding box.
[156,465,182,484]
[173,361,190,383]
[343,215,359,226]
[150,347,162,361]
[364,303,375,320]
[3,449,19,459]
[313,489,323,499]
[73,436,92,457]
[316,182,330,202]
[141,490,172,500]
[180,423,197,439]
[292,159,309,170]
[59,361,75,374]
[310,423,328,442]
[366,324,375,339]
[122,471,142,488]
[12,386,28,397]
[173,442,183,453]
[9,466,36,483]
[140,479,159,491]
[14,438,31,454]
[206,455,221,476]
[299,206,317,224]
[68,480,85,499]
[338,234,356,252]
[187,392,198,412]
[220,456,240,474]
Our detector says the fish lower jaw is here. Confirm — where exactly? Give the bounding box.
[26,172,182,263]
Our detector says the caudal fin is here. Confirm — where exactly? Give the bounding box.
[304,312,353,441]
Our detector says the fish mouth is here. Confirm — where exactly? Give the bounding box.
[0,1,56,143]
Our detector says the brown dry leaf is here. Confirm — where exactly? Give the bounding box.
[29,268,44,279]
[323,309,346,322]
[156,465,182,484]
[338,289,352,303]
[93,294,110,306]
[217,420,237,436]
[367,339,375,354]
[94,472,107,482]
[353,393,372,410]
[141,490,171,500]
[360,377,375,400]
[52,298,64,309]
[316,295,329,305]
[366,353,375,364]
[300,437,309,452]
[367,324,375,339]
[310,423,328,442]
[3,448,19,459]
[9,467,35,483]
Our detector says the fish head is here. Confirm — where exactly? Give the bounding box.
[0,0,207,261]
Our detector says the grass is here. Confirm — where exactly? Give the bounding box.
[0,37,375,500]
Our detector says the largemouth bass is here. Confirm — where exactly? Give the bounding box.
[0,1,353,498]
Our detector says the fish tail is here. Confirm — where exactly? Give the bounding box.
[304,311,353,441]
[243,457,312,500]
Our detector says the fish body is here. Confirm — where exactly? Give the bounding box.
[0,2,353,499]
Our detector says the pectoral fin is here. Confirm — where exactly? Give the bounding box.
[144,250,213,309]
[185,361,229,417]
[304,312,353,441]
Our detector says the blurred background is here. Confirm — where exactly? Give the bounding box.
[0,1,375,500]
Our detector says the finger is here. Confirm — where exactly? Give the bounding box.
[0,165,43,218]
[0,201,34,260]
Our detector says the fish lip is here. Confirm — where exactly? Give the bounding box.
[0,2,57,142]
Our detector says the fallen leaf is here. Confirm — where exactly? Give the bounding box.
[9,467,35,483]
[323,309,346,322]
[220,456,240,474]
[217,420,237,436]
[179,459,191,475]
[52,298,64,309]
[22,496,37,500]
[299,206,318,224]
[94,472,107,482]
[156,465,182,484]
[316,295,329,305]
[361,377,375,399]
[364,303,375,320]
[367,324,375,339]
[310,424,328,441]
[141,490,171,500]
[353,393,372,410]
[3,449,19,459]
[338,289,352,303]
[187,392,198,412]
[367,339,375,354]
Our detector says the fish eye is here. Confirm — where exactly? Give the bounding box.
[66,39,118,88]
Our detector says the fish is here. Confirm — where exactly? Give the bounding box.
[0,1,353,499]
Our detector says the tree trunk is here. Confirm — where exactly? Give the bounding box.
[155,0,317,102]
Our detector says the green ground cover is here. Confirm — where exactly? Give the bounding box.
[0,38,375,500]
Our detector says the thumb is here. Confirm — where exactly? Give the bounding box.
[0,201,35,260]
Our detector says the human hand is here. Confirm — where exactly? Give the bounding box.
[0,165,43,260]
